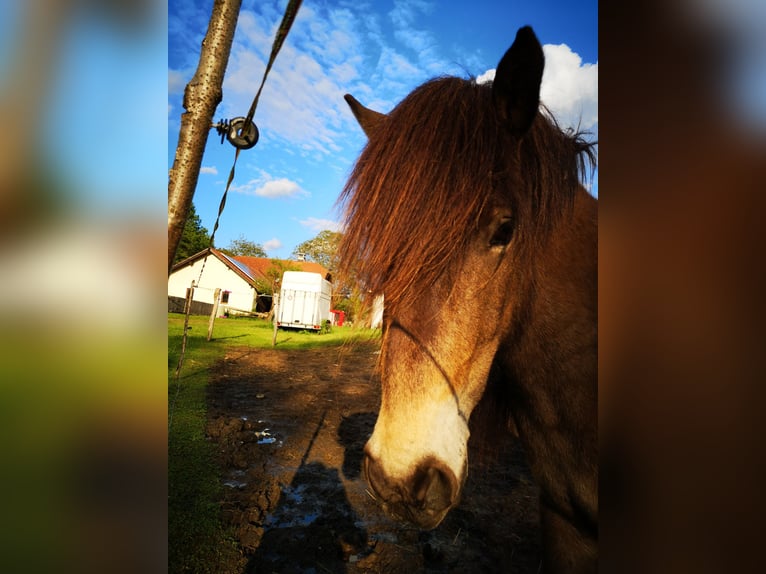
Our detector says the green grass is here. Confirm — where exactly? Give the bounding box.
[168,313,379,573]
[169,312,378,351]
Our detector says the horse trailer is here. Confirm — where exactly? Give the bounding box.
[276,271,332,331]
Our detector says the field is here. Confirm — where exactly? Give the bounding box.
[169,314,541,573]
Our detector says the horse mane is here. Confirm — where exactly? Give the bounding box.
[338,76,595,313]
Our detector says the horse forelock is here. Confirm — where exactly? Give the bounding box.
[338,76,595,313]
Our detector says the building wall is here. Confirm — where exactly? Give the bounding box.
[168,256,256,313]
[370,295,384,329]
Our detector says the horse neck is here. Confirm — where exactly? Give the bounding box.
[500,187,598,529]
[505,186,597,403]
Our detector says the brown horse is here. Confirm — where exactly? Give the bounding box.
[338,26,597,573]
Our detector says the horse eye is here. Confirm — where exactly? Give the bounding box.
[489,217,514,248]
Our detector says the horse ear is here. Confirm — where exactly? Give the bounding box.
[492,26,544,135]
[344,94,386,138]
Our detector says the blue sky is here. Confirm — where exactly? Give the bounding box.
[168,0,598,259]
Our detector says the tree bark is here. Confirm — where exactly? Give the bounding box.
[168,0,242,274]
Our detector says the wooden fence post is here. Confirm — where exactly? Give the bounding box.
[207,288,221,341]
[175,280,196,379]
[271,291,279,347]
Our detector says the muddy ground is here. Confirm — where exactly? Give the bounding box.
[206,339,542,573]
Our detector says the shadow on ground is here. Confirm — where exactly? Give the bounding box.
[206,344,542,573]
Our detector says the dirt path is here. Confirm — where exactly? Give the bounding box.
[206,341,542,573]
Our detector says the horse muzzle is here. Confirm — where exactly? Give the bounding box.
[363,451,461,530]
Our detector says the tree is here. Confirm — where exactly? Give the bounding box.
[172,203,210,265]
[168,0,242,273]
[221,234,267,257]
[291,230,341,271]
[267,259,301,283]
[254,259,302,315]
[291,230,369,322]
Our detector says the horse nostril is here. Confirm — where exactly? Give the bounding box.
[363,452,385,498]
[411,460,458,514]
[362,453,460,529]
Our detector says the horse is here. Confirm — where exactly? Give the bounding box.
[337,26,597,573]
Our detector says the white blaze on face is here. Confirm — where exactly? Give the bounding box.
[366,370,470,487]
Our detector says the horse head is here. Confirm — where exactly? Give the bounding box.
[339,26,597,570]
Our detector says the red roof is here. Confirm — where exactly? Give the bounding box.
[232,256,329,281]
[170,248,330,290]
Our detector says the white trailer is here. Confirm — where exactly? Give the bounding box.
[276,271,332,331]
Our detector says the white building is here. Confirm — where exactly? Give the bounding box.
[168,248,259,315]
[168,248,331,316]
[370,294,384,329]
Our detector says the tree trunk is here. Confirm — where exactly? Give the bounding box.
[168,0,242,274]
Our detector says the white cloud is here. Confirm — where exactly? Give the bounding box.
[475,43,598,133]
[299,217,341,232]
[389,0,434,28]
[387,0,449,78]
[329,61,359,84]
[229,169,308,199]
[221,4,372,157]
[540,44,598,132]
[476,69,495,84]
[378,47,421,80]
[215,1,599,168]
[218,0,448,159]
[200,166,218,175]
[263,238,283,252]
[255,178,306,198]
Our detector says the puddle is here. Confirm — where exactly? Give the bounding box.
[255,429,278,444]
[223,469,248,489]
[263,511,320,529]
[263,484,320,528]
